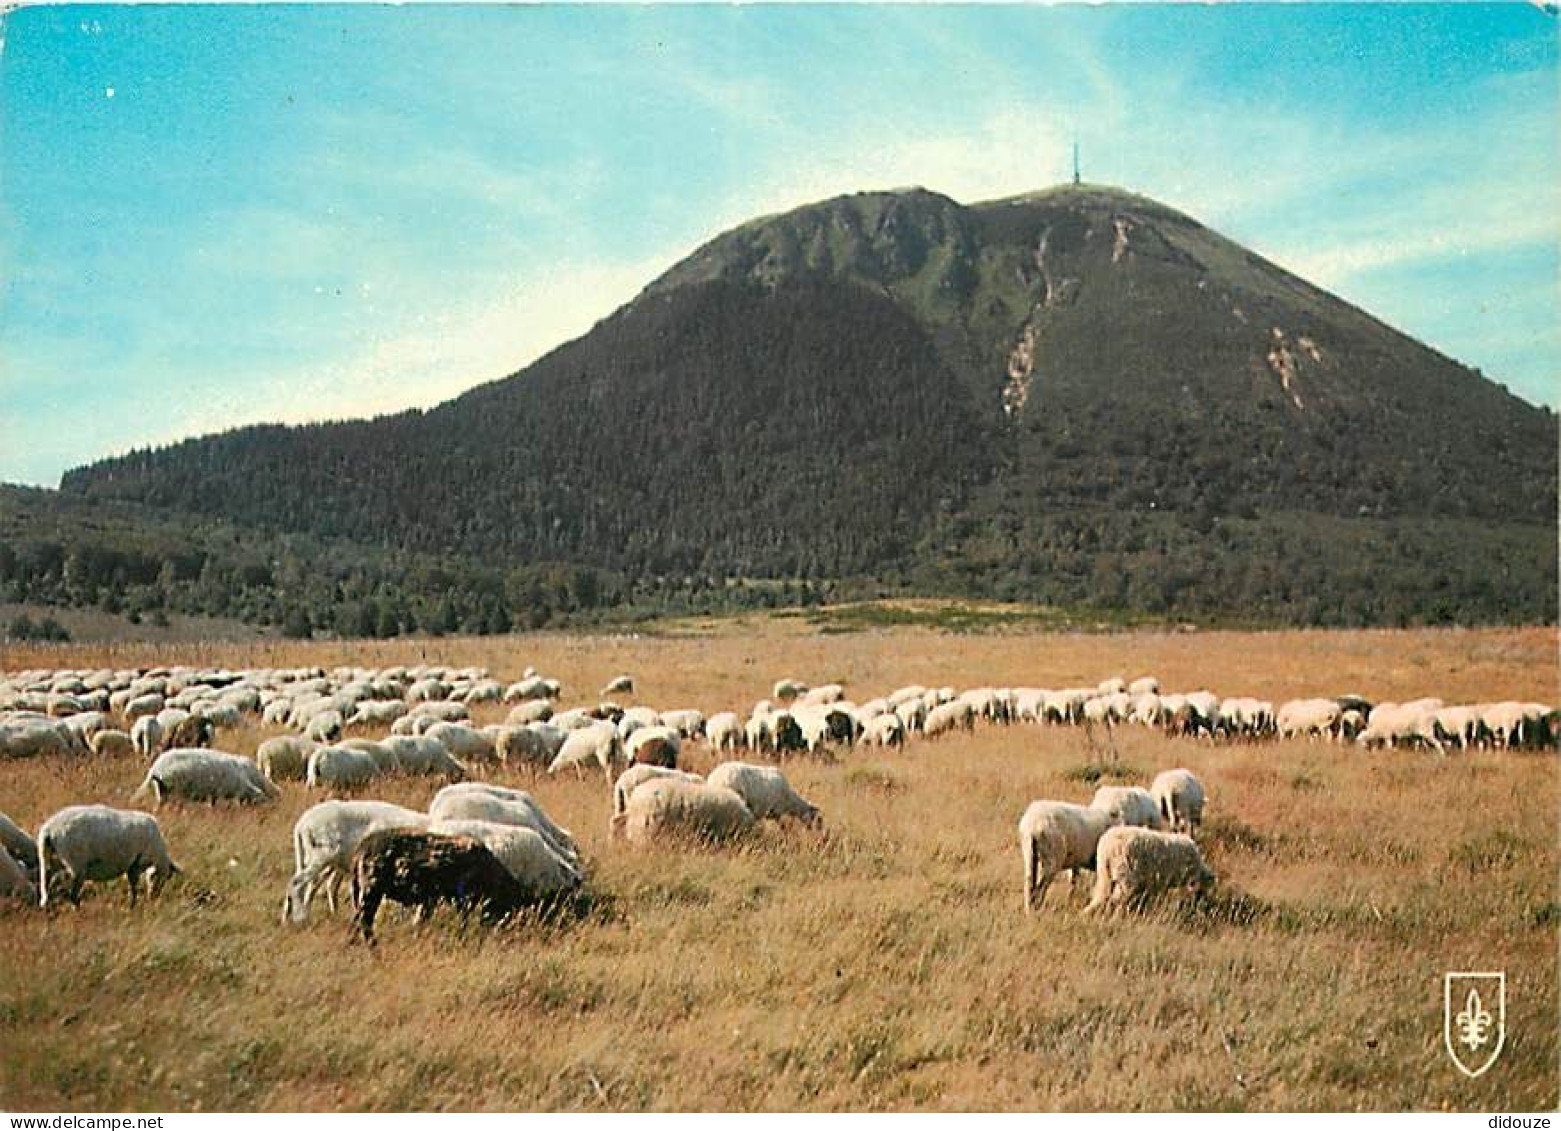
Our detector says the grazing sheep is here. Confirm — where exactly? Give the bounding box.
[547,721,621,779]
[37,805,179,908]
[349,830,532,944]
[705,762,821,825]
[0,717,77,759]
[0,811,39,881]
[659,709,706,740]
[612,779,755,843]
[123,692,165,721]
[424,722,498,766]
[862,712,905,748]
[283,800,432,922]
[1276,698,1343,741]
[134,748,278,806]
[626,724,681,768]
[924,700,975,738]
[612,765,705,817]
[0,846,36,903]
[130,715,164,757]
[381,735,467,780]
[304,710,345,744]
[306,744,381,791]
[427,819,581,895]
[773,679,809,703]
[800,683,846,706]
[706,712,744,753]
[505,700,554,727]
[1090,785,1163,829]
[427,785,578,865]
[601,675,635,696]
[1084,826,1215,914]
[1150,769,1206,834]
[89,728,135,759]
[257,736,316,783]
[1017,801,1119,913]
[1127,676,1160,696]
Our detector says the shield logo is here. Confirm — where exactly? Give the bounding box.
[1444,971,1505,1078]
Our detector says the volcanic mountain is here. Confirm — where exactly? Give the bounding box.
[54,184,1558,623]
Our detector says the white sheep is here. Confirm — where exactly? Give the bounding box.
[706,712,744,752]
[0,846,36,903]
[283,800,431,922]
[1149,769,1206,834]
[505,700,554,727]
[90,728,136,758]
[304,710,345,744]
[706,761,821,825]
[428,819,582,897]
[611,778,755,843]
[134,748,278,806]
[0,810,38,880]
[381,735,467,780]
[861,712,905,748]
[547,721,621,780]
[424,722,498,766]
[1017,801,1119,912]
[37,805,179,907]
[305,744,381,790]
[1090,785,1163,829]
[1084,826,1215,914]
[427,784,578,865]
[626,724,682,768]
[1276,698,1342,740]
[601,674,635,696]
[130,715,164,757]
[257,735,317,783]
[612,765,705,817]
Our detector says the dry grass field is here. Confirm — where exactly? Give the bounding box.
[1,623,1556,1111]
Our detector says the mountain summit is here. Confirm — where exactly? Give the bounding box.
[59,184,1557,622]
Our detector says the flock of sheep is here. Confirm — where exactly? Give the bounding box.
[0,660,1553,940]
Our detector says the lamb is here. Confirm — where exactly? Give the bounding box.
[1149,769,1206,834]
[706,712,744,752]
[305,744,381,791]
[283,800,432,922]
[349,829,535,943]
[1017,801,1119,913]
[626,724,682,768]
[705,761,821,825]
[37,805,179,908]
[547,721,621,780]
[89,728,136,759]
[0,846,36,903]
[427,818,582,896]
[257,735,316,783]
[1084,826,1215,914]
[612,765,705,817]
[134,748,278,806]
[427,784,578,865]
[1089,785,1163,829]
[612,778,755,843]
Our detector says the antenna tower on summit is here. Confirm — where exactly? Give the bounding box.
[1072,139,1081,185]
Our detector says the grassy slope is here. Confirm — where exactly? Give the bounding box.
[0,626,1555,1111]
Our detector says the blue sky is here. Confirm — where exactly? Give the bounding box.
[2,3,1556,486]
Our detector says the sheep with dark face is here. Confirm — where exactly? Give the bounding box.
[348,829,532,944]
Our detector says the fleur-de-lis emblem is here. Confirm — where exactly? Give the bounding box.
[1445,972,1505,1078]
[1455,988,1493,1050]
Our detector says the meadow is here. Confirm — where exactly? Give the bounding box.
[0,622,1556,1111]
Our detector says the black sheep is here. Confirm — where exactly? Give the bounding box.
[348,829,529,944]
